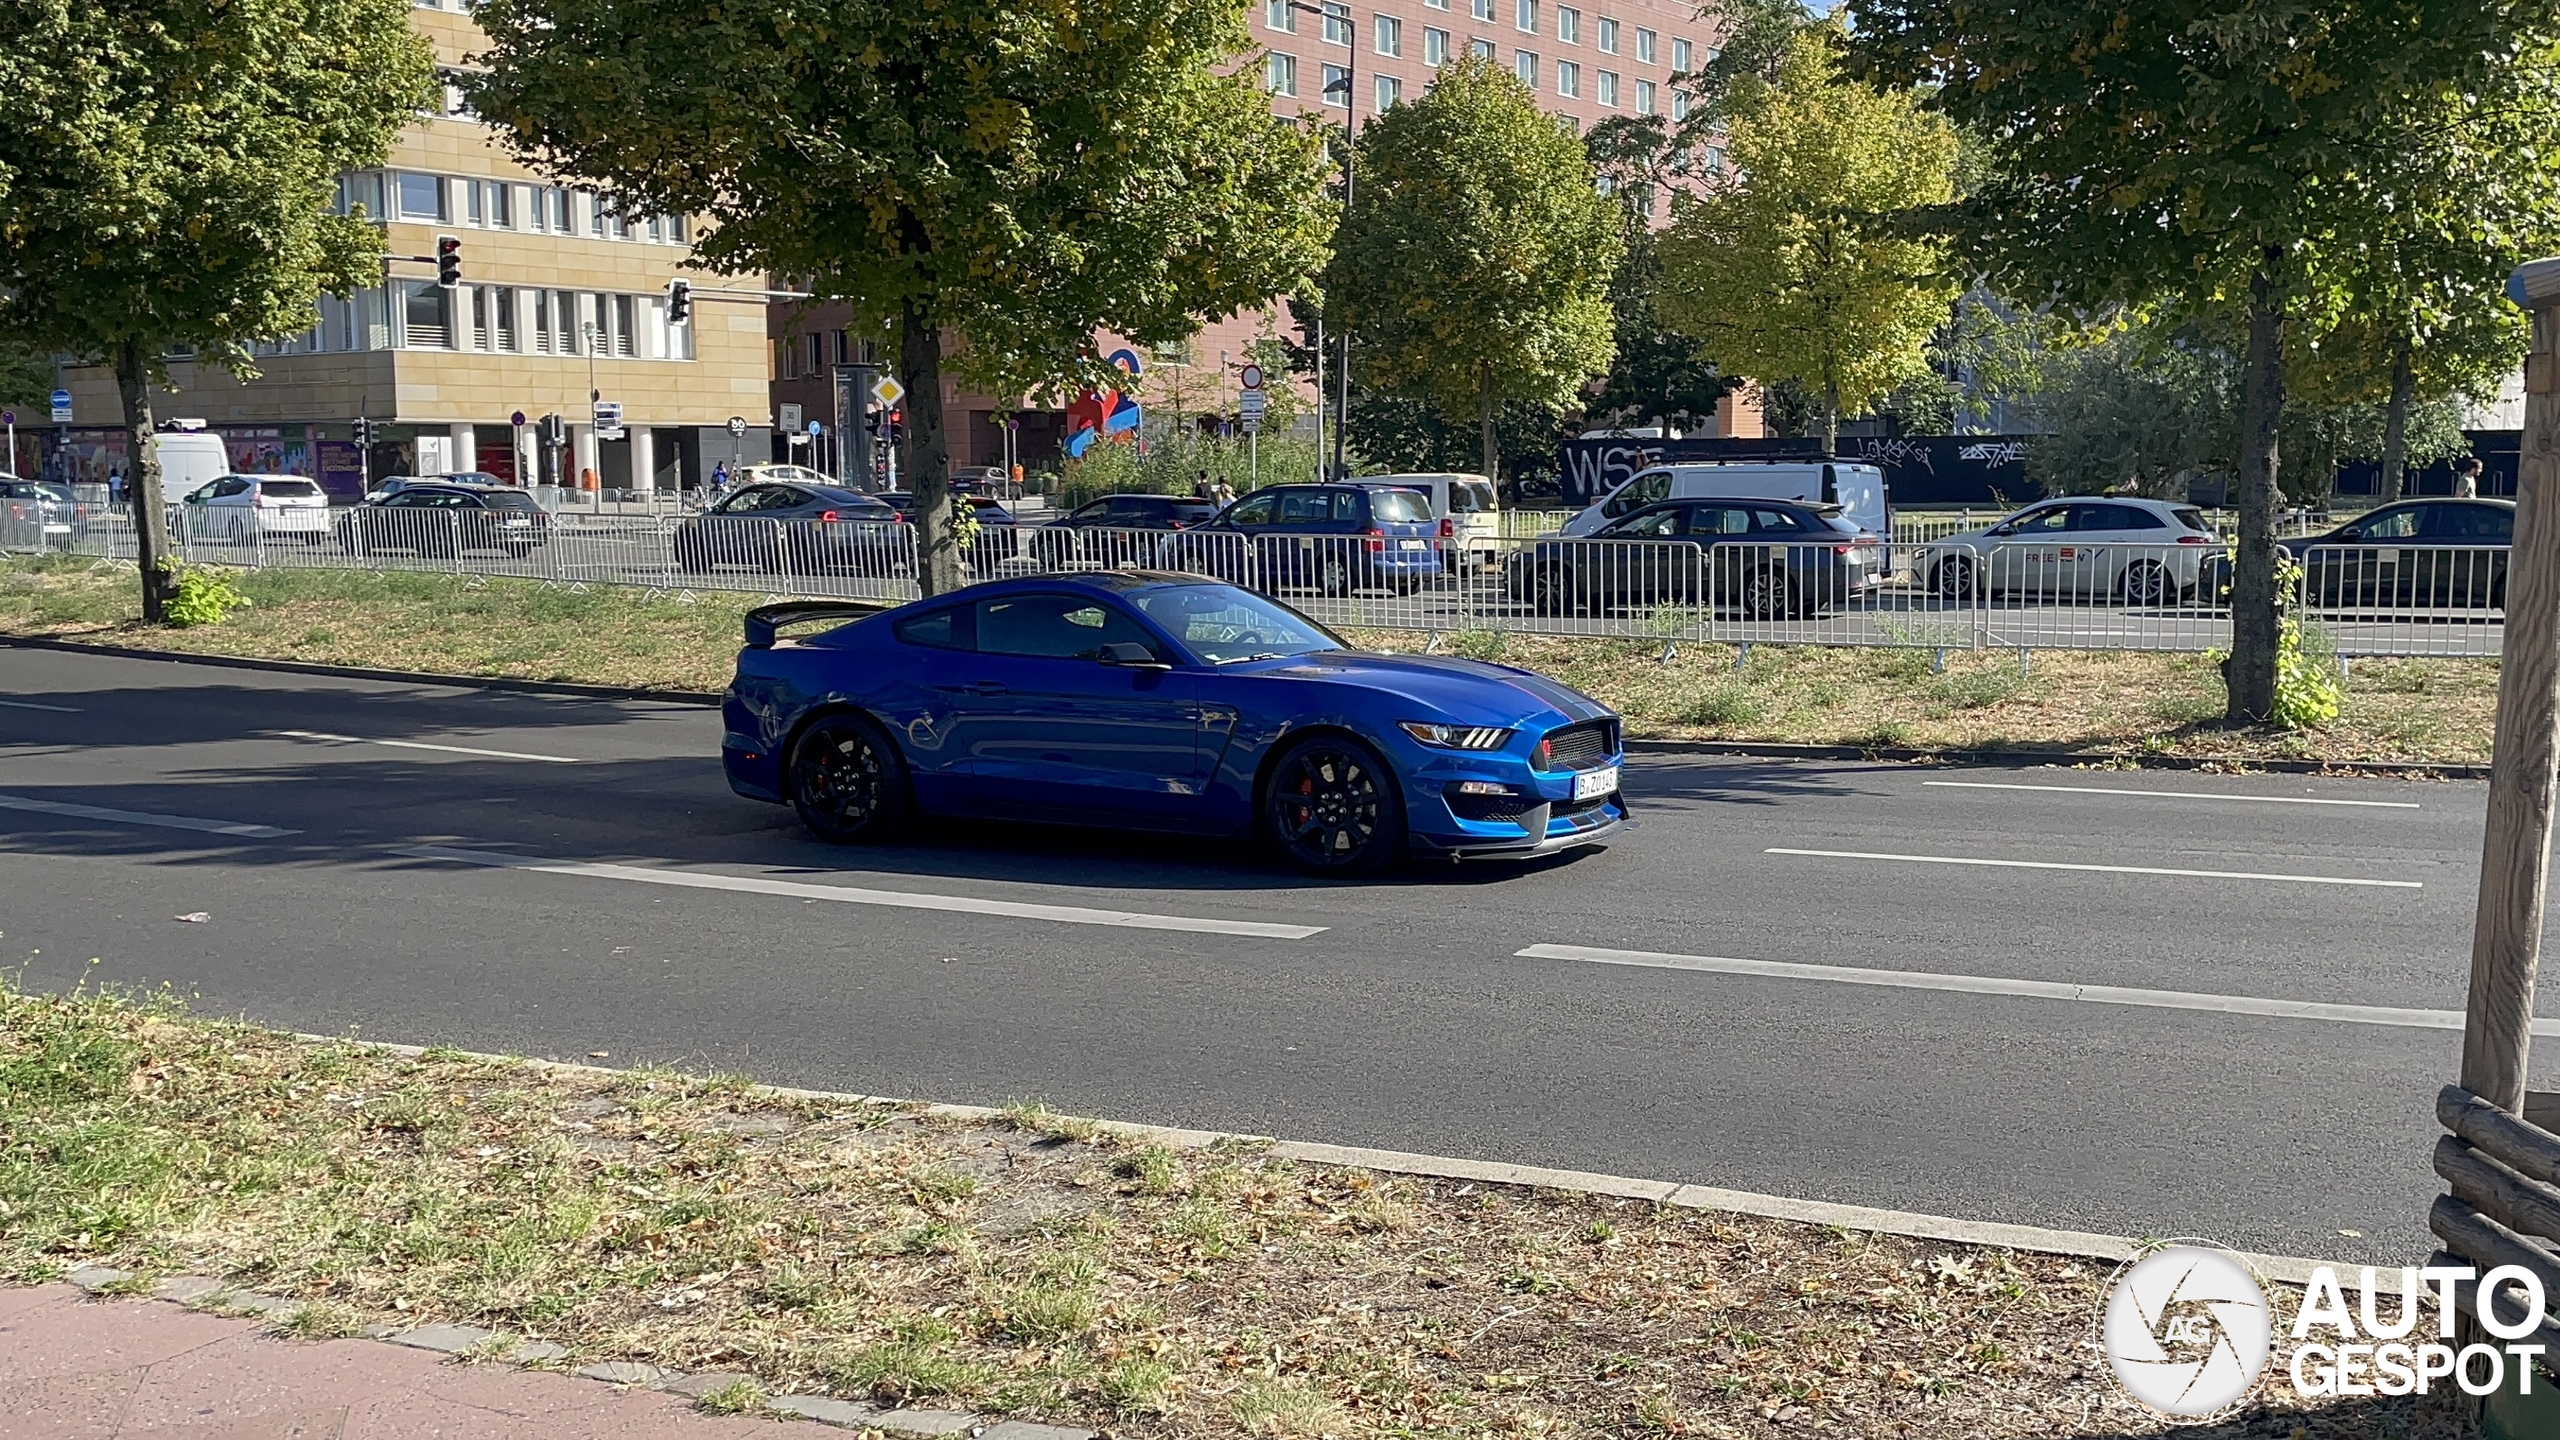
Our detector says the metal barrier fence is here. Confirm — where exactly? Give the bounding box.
[29,509,2504,659]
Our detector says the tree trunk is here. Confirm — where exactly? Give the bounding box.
[2225,255,2286,725]
[1822,380,1840,455]
[114,342,177,624]
[1478,363,1499,487]
[2380,339,2415,504]
[900,299,961,597]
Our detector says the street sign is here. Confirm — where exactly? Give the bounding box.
[807,420,824,437]
[1239,390,1268,423]
[593,400,624,438]
[49,390,71,423]
[727,415,747,437]
[1242,418,1260,435]
[2,413,14,428]
[778,402,804,433]
[511,410,527,427]
[1239,362,1265,391]
[870,374,906,408]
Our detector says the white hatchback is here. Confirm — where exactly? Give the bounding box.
[183,474,332,543]
[1913,496,2221,604]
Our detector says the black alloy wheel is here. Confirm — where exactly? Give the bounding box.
[1263,736,1405,875]
[789,713,912,843]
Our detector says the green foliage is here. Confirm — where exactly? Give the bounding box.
[2274,611,2343,731]
[162,566,251,629]
[0,0,432,374]
[1324,56,1622,478]
[1057,430,1334,508]
[1581,116,1737,433]
[1654,25,1957,447]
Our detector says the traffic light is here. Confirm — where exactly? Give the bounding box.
[435,234,462,288]
[352,417,374,448]
[666,278,692,326]
[886,408,903,443]
[541,413,565,448]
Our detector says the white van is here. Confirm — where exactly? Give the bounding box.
[151,429,232,505]
[1354,473,1501,562]
[1560,461,1891,540]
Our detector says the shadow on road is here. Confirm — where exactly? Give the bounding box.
[2077,1389,2470,1438]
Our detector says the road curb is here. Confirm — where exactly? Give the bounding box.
[1626,735,2491,780]
[304,1033,2350,1287]
[0,634,726,707]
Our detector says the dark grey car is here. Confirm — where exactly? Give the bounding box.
[672,481,906,575]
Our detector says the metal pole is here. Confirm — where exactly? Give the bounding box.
[2462,254,2560,1112]
[1336,12,1355,482]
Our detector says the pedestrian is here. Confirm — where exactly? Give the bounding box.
[2453,456,2483,498]
[1194,469,1211,500]
[710,461,731,494]
[1212,477,1236,507]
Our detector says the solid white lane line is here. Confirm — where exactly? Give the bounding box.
[275,729,582,763]
[1765,846,2421,889]
[0,698,80,713]
[0,793,298,838]
[398,845,1329,940]
[1518,943,2555,1036]
[1921,779,2420,809]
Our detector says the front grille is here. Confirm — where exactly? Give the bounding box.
[1535,720,1618,772]
[1448,789,1544,826]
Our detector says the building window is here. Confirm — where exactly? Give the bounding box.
[1470,36,1496,57]
[1515,50,1536,84]
[1597,16,1617,51]
[1556,7,1577,43]
[1515,0,1534,32]
[396,172,445,221]
[1267,51,1297,93]
[667,214,690,245]
[1471,0,1492,18]
[1672,36,1691,70]
[336,171,386,219]
[1635,77,1655,113]
[1596,69,1617,105]
[494,288,520,353]
[1321,62,1349,105]
[1424,25,1449,62]
[1425,0,1448,10]
[485,180,512,228]
[1672,88,1690,119]
[1322,0,1350,44]
[1703,143,1726,172]
[1635,25,1655,61]
[547,187,571,232]
[1376,74,1402,108]
[554,290,579,354]
[1557,59,1578,96]
[398,281,450,349]
[1266,0,1294,31]
[1374,14,1401,55]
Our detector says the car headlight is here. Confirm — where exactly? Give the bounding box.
[1399,721,1514,750]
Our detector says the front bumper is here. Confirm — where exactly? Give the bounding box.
[1409,797,1631,859]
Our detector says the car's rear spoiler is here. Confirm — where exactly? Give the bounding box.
[743,600,891,649]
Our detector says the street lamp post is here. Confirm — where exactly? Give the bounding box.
[1292,0,1357,481]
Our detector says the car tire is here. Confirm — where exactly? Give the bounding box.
[1742,566,1793,621]
[1262,734,1404,876]
[788,712,912,844]
[1317,553,1352,597]
[2121,559,2174,608]
[1529,563,1579,617]
[1933,555,1974,603]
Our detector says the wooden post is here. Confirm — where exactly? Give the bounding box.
[2463,257,2560,1112]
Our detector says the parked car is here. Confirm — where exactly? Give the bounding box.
[719,573,1629,872]
[2280,497,2514,609]
[876,491,1016,527]
[182,474,332,543]
[1355,473,1502,566]
[0,478,85,549]
[151,429,231,505]
[1913,497,2219,604]
[1156,483,1445,595]
[673,481,903,574]
[1559,461,1892,542]
[1505,498,1884,618]
[337,483,552,557]
[734,463,833,488]
[1028,493,1219,567]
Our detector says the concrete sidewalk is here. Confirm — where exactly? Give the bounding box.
[0,1282,784,1440]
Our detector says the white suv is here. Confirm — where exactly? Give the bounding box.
[182,475,332,544]
[1916,497,2221,605]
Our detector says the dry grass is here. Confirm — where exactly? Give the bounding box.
[1,981,2468,1438]
[0,556,2496,765]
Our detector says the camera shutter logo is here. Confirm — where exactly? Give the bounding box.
[2099,1244,2273,1418]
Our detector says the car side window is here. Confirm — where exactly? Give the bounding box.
[2083,504,2160,531]
[1071,500,1111,522]
[1750,509,1805,533]
[894,606,971,651]
[1276,491,1331,525]
[1613,508,1683,537]
[211,478,251,498]
[2429,505,2512,540]
[974,595,1159,661]
[2006,507,2068,533]
[2360,507,2424,540]
[1226,493,1279,526]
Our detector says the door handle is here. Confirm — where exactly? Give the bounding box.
[933,680,1009,695]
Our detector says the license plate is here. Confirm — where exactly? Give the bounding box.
[1572,765,1619,802]
[1399,539,1427,550]
[39,524,68,534]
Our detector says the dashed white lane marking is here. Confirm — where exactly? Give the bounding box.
[398,845,1329,940]
[1765,846,2421,888]
[0,698,80,713]
[275,729,583,763]
[1921,779,2421,809]
[1515,943,2552,1035]
[0,793,298,838]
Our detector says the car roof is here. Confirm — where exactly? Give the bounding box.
[1670,495,1833,510]
[899,570,1224,606]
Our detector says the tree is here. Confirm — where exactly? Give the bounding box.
[471,0,1331,596]
[1323,56,1621,486]
[1581,116,1737,434]
[1653,24,1957,453]
[0,0,431,619]
[1850,0,2560,724]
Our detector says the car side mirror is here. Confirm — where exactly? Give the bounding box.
[1097,641,1170,671]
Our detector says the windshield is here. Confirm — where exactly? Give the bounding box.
[1453,480,1496,513]
[486,490,541,512]
[1369,489,1432,524]
[33,484,74,504]
[2172,506,2210,533]
[257,479,321,497]
[1130,585,1343,664]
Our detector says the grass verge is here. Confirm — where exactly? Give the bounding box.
[0,555,2495,766]
[1,980,2457,1438]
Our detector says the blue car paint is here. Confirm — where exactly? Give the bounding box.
[721,573,1627,859]
[1162,484,1446,588]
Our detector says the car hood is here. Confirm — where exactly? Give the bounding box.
[1234,649,1612,726]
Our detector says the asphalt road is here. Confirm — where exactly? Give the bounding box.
[0,644,2521,1264]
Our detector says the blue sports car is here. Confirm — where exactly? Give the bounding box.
[720,572,1630,873]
